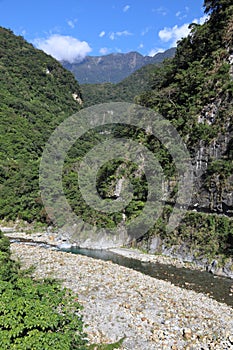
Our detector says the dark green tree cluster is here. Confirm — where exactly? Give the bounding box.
[0,27,82,223]
[137,0,233,144]
[0,230,88,349]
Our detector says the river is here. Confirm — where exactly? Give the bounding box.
[60,246,233,307]
[9,237,232,307]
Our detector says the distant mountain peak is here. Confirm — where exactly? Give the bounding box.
[62,48,176,84]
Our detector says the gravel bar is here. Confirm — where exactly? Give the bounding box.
[10,242,233,350]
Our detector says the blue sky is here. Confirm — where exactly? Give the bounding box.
[0,0,207,62]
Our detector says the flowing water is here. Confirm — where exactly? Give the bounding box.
[10,237,233,307]
[62,246,233,307]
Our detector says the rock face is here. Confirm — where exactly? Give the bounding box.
[191,124,233,215]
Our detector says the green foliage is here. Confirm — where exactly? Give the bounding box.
[0,231,87,349]
[137,1,233,146]
[88,337,125,349]
[0,278,88,350]
[0,231,124,349]
[148,208,233,260]
[0,231,19,282]
[134,1,233,236]
[81,62,166,106]
[0,27,82,223]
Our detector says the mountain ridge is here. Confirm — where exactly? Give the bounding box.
[62,48,176,84]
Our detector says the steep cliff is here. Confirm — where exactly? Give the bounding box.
[132,0,233,271]
[138,0,233,216]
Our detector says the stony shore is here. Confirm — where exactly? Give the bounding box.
[5,229,233,278]
[10,239,233,350]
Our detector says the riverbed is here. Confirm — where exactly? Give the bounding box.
[7,232,233,307]
[10,241,233,350]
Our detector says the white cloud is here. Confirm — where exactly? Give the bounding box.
[159,15,209,46]
[34,34,92,63]
[138,43,144,49]
[67,19,77,29]
[159,23,190,45]
[175,6,189,20]
[99,31,106,38]
[148,48,165,57]
[109,30,132,40]
[109,32,115,40]
[195,15,209,25]
[123,5,130,12]
[141,27,151,36]
[115,48,122,53]
[99,47,109,55]
[153,6,167,16]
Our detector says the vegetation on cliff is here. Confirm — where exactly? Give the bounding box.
[80,0,233,262]
[134,0,233,261]
[138,0,233,144]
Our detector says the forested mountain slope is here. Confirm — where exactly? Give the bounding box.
[0,27,82,222]
[81,62,164,106]
[75,0,233,269]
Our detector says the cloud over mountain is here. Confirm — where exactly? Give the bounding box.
[34,34,92,63]
[159,15,208,46]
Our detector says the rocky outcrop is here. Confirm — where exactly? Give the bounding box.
[136,234,233,279]
[191,125,233,215]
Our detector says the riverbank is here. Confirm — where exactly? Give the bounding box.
[4,228,233,279]
[4,229,196,270]
[10,241,233,350]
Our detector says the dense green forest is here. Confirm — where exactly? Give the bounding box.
[81,62,165,106]
[0,27,82,223]
[0,0,233,265]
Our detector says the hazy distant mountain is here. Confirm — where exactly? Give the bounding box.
[62,48,176,84]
